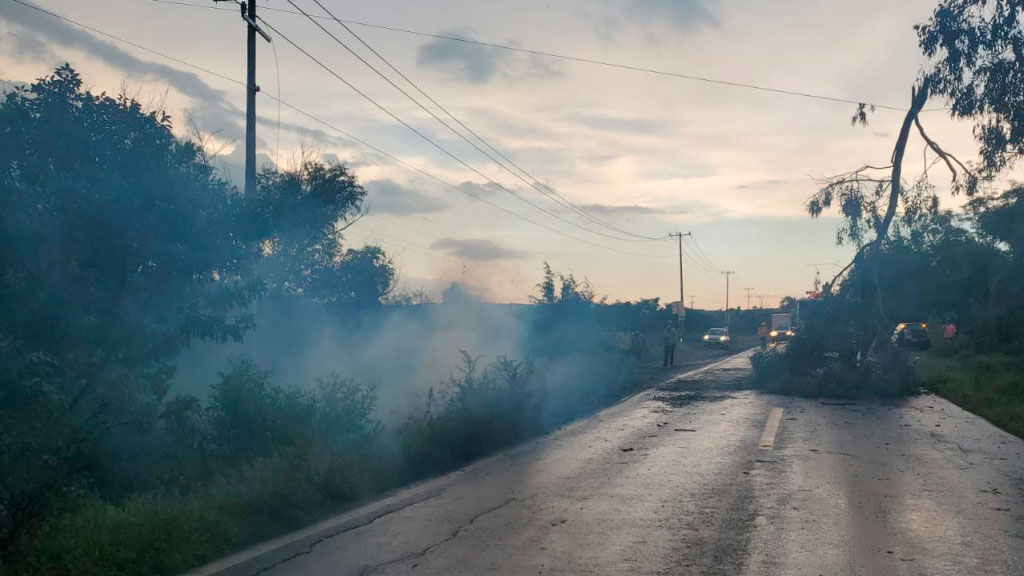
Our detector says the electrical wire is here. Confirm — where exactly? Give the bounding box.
[147,0,936,113]
[303,0,667,242]
[269,31,282,168]
[685,235,724,273]
[12,0,674,259]
[258,13,667,246]
[276,1,663,244]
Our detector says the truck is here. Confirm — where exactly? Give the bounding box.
[770,313,794,342]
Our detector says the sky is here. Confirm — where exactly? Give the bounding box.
[0,0,989,308]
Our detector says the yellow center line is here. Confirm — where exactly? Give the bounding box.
[758,407,784,450]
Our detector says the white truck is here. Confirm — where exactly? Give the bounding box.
[770,313,794,342]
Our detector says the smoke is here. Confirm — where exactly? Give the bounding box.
[172,289,530,420]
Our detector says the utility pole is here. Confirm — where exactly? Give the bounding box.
[669,232,691,345]
[690,295,697,309]
[744,287,753,310]
[758,295,765,309]
[722,271,735,328]
[224,0,271,195]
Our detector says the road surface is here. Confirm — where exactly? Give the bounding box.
[201,351,1024,576]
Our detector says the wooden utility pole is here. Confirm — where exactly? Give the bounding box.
[722,271,735,327]
[744,287,753,310]
[669,232,691,344]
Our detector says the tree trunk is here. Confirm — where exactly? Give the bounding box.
[871,79,932,254]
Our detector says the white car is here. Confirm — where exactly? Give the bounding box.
[702,328,731,349]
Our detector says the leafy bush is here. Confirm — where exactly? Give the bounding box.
[398,352,535,477]
[2,357,387,576]
[7,450,389,576]
[0,339,101,553]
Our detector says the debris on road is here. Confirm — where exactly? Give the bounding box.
[653,391,733,407]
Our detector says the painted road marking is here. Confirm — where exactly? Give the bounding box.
[758,407,784,450]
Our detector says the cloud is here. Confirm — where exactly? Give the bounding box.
[625,0,719,30]
[735,178,792,190]
[365,179,447,215]
[577,203,683,216]
[457,180,505,197]
[571,112,671,134]
[416,29,561,84]
[430,237,528,261]
[596,0,719,41]
[1,1,242,137]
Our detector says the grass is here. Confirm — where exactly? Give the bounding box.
[916,347,1024,438]
[6,452,392,576]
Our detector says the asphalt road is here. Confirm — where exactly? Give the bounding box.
[209,351,1024,576]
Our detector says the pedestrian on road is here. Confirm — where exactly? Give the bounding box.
[943,320,958,343]
[662,321,678,368]
[757,321,769,350]
[630,329,646,360]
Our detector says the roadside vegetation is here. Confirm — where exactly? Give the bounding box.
[0,67,702,576]
[916,347,1024,438]
[753,0,1024,407]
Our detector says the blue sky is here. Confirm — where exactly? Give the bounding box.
[0,0,988,307]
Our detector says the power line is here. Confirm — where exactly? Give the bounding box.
[263,91,673,259]
[301,0,666,242]
[13,0,672,259]
[276,0,663,245]
[684,235,723,273]
[674,237,719,275]
[258,12,668,248]
[148,0,934,113]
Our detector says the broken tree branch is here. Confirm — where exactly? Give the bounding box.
[914,115,974,184]
[873,78,932,255]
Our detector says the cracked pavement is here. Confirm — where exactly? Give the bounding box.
[235,352,1024,575]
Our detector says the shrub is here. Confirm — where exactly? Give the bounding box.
[398,352,535,478]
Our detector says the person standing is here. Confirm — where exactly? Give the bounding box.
[943,320,958,343]
[757,321,769,350]
[662,321,678,367]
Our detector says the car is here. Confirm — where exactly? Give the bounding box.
[892,322,930,350]
[702,328,731,349]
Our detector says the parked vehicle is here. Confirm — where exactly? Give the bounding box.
[892,322,930,350]
[770,313,795,342]
[702,328,731,349]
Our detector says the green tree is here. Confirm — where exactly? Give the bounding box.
[0,65,261,405]
[0,65,261,549]
[802,0,1024,355]
[917,1,1024,177]
[249,159,367,295]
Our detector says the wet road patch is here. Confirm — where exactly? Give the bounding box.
[652,391,735,407]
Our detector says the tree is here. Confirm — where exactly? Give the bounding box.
[802,1,1024,352]
[917,1,1024,177]
[249,159,368,297]
[0,65,262,548]
[778,296,797,312]
[305,245,398,312]
[0,65,261,414]
[531,262,558,305]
